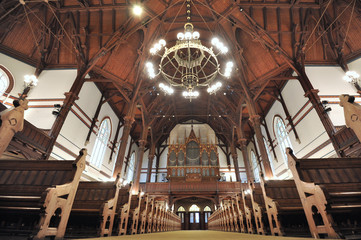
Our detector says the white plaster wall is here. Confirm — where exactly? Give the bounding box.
[263,79,335,180]
[305,65,358,126]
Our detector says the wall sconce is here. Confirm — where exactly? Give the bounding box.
[343,71,361,92]
[20,75,38,99]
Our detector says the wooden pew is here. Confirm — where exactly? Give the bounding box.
[235,193,247,233]
[131,191,146,234]
[242,187,255,234]
[260,177,310,237]
[0,102,51,160]
[230,198,240,232]
[287,148,361,239]
[116,186,138,235]
[146,197,155,233]
[0,149,86,239]
[249,182,269,235]
[65,175,122,238]
[139,195,153,234]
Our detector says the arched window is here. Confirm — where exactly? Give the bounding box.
[204,206,212,223]
[274,116,292,166]
[177,206,185,212]
[250,150,260,182]
[189,204,200,224]
[189,204,200,212]
[90,118,111,168]
[177,206,185,223]
[126,152,136,183]
[263,137,275,174]
[204,206,211,212]
[0,66,13,97]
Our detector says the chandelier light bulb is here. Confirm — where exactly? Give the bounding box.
[146,62,153,68]
[150,48,156,55]
[226,62,234,68]
[159,83,165,88]
[192,31,200,39]
[211,37,219,46]
[216,82,222,87]
[221,46,228,54]
[132,5,143,16]
[216,41,224,50]
[194,91,199,97]
[159,39,166,47]
[224,71,231,78]
[177,32,184,40]
[154,43,161,51]
[185,32,192,40]
[182,91,187,97]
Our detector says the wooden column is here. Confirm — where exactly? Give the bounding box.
[146,143,156,183]
[295,59,343,157]
[133,139,147,193]
[238,138,254,183]
[85,93,104,145]
[154,145,161,182]
[230,144,241,182]
[249,114,274,178]
[278,90,300,143]
[44,70,86,159]
[109,121,123,163]
[113,115,134,177]
[262,118,278,161]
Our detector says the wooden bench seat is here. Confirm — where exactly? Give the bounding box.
[261,179,310,237]
[0,149,86,239]
[65,176,122,238]
[242,187,255,234]
[249,183,269,235]
[235,193,247,233]
[287,148,361,239]
[1,102,51,160]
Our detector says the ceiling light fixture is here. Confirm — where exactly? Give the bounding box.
[132,5,143,16]
[145,1,233,101]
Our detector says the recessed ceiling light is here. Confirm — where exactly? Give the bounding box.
[132,5,143,16]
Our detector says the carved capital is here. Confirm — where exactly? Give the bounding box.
[237,138,247,147]
[138,139,147,148]
[124,116,135,126]
[304,89,320,99]
[64,92,79,101]
[249,114,261,126]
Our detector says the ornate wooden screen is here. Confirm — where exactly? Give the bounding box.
[167,129,220,182]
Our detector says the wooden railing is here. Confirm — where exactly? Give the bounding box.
[1,102,52,159]
[144,181,244,194]
[334,126,361,156]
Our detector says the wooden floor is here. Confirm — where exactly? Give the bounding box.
[74,231,325,240]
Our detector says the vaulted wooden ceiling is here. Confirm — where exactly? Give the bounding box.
[1,0,360,146]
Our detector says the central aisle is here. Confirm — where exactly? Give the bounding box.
[75,231,323,240]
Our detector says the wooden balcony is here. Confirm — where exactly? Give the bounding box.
[143,181,245,195]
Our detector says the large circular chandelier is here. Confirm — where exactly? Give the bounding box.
[145,18,234,101]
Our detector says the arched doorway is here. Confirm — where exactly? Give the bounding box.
[174,197,214,230]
